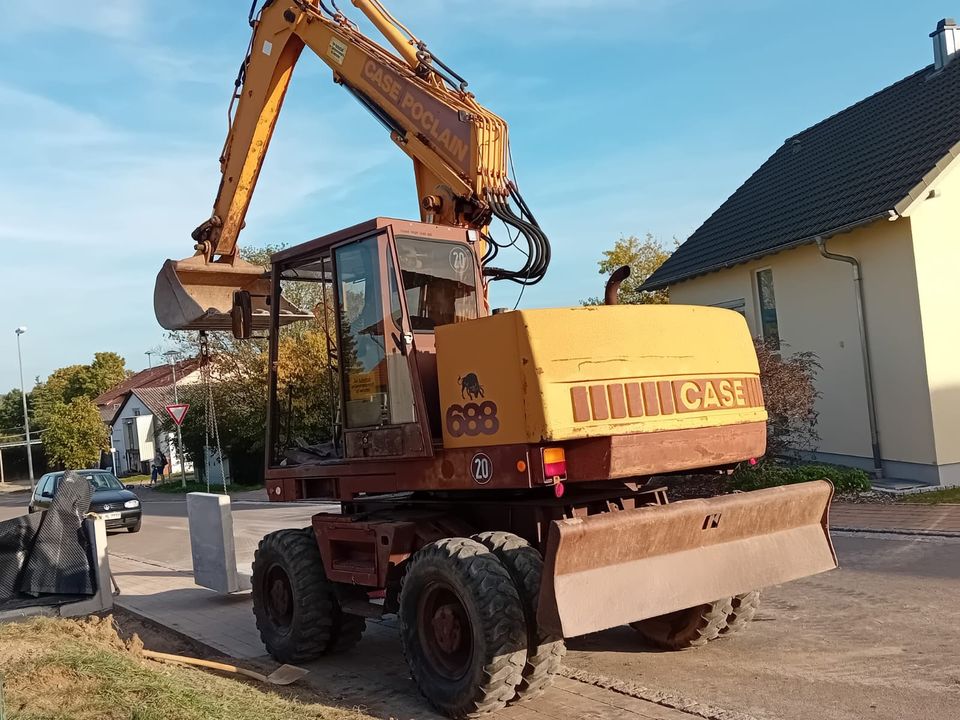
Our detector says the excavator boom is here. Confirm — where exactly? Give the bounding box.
[155,0,546,332]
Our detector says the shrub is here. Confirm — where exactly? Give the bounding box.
[755,340,821,458]
[731,461,871,494]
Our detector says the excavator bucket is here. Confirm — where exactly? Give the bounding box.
[537,480,836,638]
[154,255,310,332]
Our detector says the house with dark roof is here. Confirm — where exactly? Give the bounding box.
[643,19,960,487]
[94,359,200,476]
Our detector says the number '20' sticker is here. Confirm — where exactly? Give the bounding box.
[471,453,493,485]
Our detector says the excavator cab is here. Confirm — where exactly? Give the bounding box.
[265,218,484,467]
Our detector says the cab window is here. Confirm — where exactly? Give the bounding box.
[335,237,415,428]
[395,238,478,332]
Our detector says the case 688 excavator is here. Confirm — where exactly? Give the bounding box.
[155,2,837,717]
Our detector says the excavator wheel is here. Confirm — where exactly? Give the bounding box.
[252,528,365,663]
[399,538,527,718]
[630,598,734,651]
[720,590,761,637]
[473,531,566,702]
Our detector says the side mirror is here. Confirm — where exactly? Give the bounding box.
[41,491,53,499]
[232,290,253,339]
[124,484,135,491]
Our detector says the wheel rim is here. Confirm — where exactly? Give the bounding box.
[264,563,295,631]
[418,580,473,681]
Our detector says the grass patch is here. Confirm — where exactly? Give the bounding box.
[152,480,263,495]
[899,487,960,505]
[0,616,368,720]
[731,461,872,493]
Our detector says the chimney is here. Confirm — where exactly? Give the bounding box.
[931,18,959,70]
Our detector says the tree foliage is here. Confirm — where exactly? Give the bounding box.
[33,352,130,427]
[583,234,676,305]
[0,389,30,437]
[755,340,821,457]
[42,397,109,469]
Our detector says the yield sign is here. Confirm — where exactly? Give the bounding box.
[165,403,190,426]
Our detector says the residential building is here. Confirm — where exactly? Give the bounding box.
[643,20,960,487]
[95,359,200,476]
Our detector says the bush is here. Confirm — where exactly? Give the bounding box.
[731,461,871,494]
[755,339,821,458]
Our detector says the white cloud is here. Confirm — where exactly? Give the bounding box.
[3,0,150,39]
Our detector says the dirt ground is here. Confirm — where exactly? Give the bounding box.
[564,532,960,720]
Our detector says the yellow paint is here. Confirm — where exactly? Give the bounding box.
[436,305,766,449]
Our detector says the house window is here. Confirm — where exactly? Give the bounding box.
[124,420,137,449]
[755,269,780,349]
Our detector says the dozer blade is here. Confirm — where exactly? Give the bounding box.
[154,255,311,332]
[538,480,836,638]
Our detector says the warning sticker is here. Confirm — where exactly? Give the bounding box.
[262,40,273,56]
[328,37,348,66]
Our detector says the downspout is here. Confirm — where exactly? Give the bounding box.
[815,236,883,478]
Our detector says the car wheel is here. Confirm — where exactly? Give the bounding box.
[127,519,142,533]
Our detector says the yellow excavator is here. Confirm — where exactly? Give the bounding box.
[155,2,837,718]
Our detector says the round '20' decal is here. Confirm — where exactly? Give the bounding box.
[471,453,493,485]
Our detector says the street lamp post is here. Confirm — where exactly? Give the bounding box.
[15,327,35,494]
[164,351,187,489]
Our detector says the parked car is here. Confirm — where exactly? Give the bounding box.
[29,469,142,533]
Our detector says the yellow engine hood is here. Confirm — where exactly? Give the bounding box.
[435,305,766,449]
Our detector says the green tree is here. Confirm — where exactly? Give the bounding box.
[583,234,676,305]
[0,389,28,436]
[84,352,130,398]
[42,397,109,469]
[32,353,130,426]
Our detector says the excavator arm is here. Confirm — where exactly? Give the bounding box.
[155,0,548,332]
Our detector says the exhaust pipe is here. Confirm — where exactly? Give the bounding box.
[604,265,631,305]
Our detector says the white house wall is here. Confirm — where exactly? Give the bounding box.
[904,157,960,483]
[669,218,936,479]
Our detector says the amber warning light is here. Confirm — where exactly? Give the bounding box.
[542,447,567,484]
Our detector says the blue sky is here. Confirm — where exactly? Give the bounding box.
[0,0,953,389]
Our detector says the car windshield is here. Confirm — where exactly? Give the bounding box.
[79,472,124,491]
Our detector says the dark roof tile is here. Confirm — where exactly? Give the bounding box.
[644,59,960,290]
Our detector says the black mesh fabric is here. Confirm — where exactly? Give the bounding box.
[0,512,44,600]
[18,471,96,597]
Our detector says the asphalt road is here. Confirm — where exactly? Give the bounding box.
[2,489,958,720]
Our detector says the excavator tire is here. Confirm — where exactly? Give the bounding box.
[630,598,734,651]
[252,528,363,663]
[720,590,761,637]
[473,531,566,702]
[399,538,527,718]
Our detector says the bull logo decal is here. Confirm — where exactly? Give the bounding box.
[458,373,484,400]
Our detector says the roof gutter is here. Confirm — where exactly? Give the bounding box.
[815,236,883,479]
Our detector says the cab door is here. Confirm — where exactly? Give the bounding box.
[332,232,432,459]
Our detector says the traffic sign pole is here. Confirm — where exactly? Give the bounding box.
[165,403,191,489]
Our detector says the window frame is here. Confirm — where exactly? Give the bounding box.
[753,267,781,350]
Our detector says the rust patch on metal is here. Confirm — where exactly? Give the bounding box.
[608,383,627,419]
[642,382,660,416]
[625,382,644,417]
[657,381,675,415]
[571,387,591,423]
[589,385,610,421]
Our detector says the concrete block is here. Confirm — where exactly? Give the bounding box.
[186,493,251,594]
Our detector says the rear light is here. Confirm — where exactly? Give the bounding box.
[542,447,567,483]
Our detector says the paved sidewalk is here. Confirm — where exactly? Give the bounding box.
[0,480,30,494]
[110,551,696,720]
[831,502,960,535]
